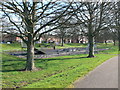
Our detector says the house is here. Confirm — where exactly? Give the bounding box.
[1,34,16,43]
[1,34,22,43]
[1,33,88,44]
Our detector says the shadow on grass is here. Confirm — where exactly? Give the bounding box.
[2,61,26,72]
[2,59,26,63]
[2,56,88,72]
[35,56,88,62]
[1,69,25,72]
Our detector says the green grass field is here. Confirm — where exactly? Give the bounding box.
[55,43,87,49]
[97,43,119,54]
[1,43,118,88]
[0,42,22,51]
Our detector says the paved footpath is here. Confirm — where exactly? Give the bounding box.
[74,56,118,88]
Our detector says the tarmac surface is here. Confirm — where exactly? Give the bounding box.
[7,47,109,59]
[74,56,118,88]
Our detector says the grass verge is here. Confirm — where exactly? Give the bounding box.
[0,43,22,51]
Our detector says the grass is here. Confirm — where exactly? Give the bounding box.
[0,42,22,51]
[97,43,119,54]
[2,43,118,88]
[36,43,87,49]
[1,42,118,52]
[55,43,87,49]
[1,43,119,88]
[24,55,115,88]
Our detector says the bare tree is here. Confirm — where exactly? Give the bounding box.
[0,0,75,71]
[54,28,67,46]
[73,2,114,57]
[53,16,69,46]
[95,27,114,45]
[116,2,120,51]
[67,26,81,43]
[110,2,120,50]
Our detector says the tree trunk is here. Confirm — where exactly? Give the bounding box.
[119,39,120,51]
[61,37,64,46]
[25,38,36,71]
[87,35,95,57]
[117,1,120,51]
[104,40,107,45]
[87,15,94,57]
[113,39,116,46]
[118,31,120,51]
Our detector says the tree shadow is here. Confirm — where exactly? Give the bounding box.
[2,60,26,72]
[2,59,26,63]
[2,55,88,72]
[35,56,88,62]
[1,69,25,72]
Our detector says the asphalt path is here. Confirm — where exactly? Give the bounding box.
[40,47,108,55]
[7,47,110,59]
[74,56,118,88]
